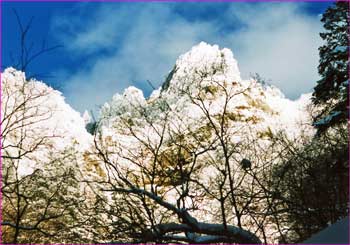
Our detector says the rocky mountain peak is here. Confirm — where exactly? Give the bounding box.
[161,42,242,93]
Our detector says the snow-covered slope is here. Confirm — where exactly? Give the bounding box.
[1,68,93,176]
[302,217,349,244]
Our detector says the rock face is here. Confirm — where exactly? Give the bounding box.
[162,42,241,93]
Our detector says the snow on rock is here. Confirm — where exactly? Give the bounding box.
[173,42,241,81]
[100,86,146,124]
[1,68,93,176]
[161,42,242,96]
[83,110,92,125]
[101,42,314,141]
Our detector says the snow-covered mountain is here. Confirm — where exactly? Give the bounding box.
[101,42,314,140]
[97,42,316,243]
[1,42,317,243]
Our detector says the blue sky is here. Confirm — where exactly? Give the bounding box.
[2,1,333,113]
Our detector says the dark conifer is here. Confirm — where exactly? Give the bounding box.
[312,1,349,132]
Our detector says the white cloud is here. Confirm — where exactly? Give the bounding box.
[52,2,323,113]
[222,3,323,99]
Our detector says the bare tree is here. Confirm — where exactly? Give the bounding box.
[0,69,91,243]
[9,9,61,79]
[90,66,302,243]
[269,124,349,243]
[1,12,91,243]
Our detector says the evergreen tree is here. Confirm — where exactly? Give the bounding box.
[312,1,349,132]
